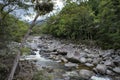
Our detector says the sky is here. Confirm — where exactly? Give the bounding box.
[10,0,64,22]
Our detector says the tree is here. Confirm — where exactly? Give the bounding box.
[95,0,120,49]
[0,0,30,48]
[7,0,54,80]
[42,2,94,39]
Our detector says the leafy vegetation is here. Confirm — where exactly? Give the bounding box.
[0,12,28,48]
[41,0,120,49]
[0,0,30,48]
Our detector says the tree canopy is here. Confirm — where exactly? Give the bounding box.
[41,0,120,49]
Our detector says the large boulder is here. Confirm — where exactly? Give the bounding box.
[79,69,95,79]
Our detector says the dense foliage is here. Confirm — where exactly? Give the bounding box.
[41,0,120,49]
[0,11,28,48]
[0,14,28,40]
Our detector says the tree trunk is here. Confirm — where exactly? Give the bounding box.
[8,13,39,80]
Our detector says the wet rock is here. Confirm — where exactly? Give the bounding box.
[96,64,107,74]
[65,62,78,68]
[80,57,86,63]
[85,63,94,67]
[79,69,95,79]
[61,57,68,63]
[113,67,120,74]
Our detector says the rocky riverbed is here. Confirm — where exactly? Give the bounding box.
[21,35,120,80]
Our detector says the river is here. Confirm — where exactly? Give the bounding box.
[20,35,114,80]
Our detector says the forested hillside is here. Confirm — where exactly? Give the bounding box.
[41,0,120,49]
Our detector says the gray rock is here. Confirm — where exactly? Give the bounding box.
[106,70,114,75]
[87,54,97,58]
[113,67,120,74]
[96,64,107,74]
[93,58,99,65]
[104,60,113,66]
[73,50,81,59]
[79,69,95,79]
[61,57,68,63]
[102,50,114,58]
[87,58,93,63]
[49,55,56,60]
[67,50,80,59]
[95,58,102,63]
[79,51,87,58]
[80,57,86,63]
[85,63,94,67]
[63,71,79,77]
[84,48,92,54]
[65,62,78,68]
[113,61,120,67]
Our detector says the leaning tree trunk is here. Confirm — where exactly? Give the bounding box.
[8,13,39,80]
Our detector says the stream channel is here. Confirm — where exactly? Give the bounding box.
[20,35,112,80]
